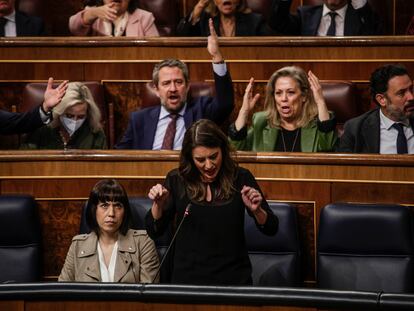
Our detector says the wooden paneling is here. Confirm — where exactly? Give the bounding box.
[0,301,23,311]
[0,38,413,81]
[1,151,413,283]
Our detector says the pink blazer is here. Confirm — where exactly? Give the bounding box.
[69,8,159,37]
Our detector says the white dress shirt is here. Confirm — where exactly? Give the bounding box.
[316,0,368,36]
[379,109,414,154]
[152,104,186,150]
[317,4,347,36]
[2,10,17,37]
[97,241,118,282]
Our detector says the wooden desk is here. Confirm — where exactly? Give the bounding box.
[0,283,384,311]
[0,36,413,145]
[1,150,413,283]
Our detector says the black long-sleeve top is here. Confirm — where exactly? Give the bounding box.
[145,167,278,285]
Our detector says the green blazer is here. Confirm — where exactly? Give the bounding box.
[20,122,107,150]
[229,111,337,152]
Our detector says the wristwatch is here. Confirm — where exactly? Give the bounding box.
[40,105,53,120]
[40,104,51,114]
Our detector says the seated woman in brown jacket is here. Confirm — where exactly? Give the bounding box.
[59,179,160,283]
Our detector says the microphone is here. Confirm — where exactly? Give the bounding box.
[152,203,191,283]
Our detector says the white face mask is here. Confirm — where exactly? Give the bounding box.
[60,116,85,136]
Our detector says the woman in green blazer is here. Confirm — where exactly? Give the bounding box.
[229,66,337,152]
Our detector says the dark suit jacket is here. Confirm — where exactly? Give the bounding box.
[14,11,46,36]
[115,71,234,149]
[270,0,383,36]
[0,106,44,135]
[338,108,414,153]
[177,11,272,36]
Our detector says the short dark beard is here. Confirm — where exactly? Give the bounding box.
[382,95,409,122]
[161,101,186,114]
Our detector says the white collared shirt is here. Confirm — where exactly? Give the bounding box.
[212,62,227,77]
[317,4,348,36]
[39,107,52,124]
[2,10,17,37]
[97,241,118,282]
[351,0,367,9]
[379,109,414,154]
[152,104,186,150]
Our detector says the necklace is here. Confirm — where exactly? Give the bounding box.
[280,128,299,152]
[58,128,70,151]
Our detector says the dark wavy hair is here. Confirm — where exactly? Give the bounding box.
[86,179,132,236]
[179,119,237,202]
[370,64,410,105]
[83,0,139,14]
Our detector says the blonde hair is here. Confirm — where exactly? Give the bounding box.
[205,0,251,16]
[50,82,103,133]
[264,66,318,128]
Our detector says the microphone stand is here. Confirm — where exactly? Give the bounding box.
[152,203,191,283]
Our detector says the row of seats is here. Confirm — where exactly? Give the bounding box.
[18,0,394,36]
[21,80,362,148]
[1,194,413,293]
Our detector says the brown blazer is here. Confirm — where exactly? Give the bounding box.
[58,229,159,283]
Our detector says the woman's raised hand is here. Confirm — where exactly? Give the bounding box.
[191,0,210,24]
[234,78,260,131]
[308,70,329,121]
[207,18,223,63]
[84,2,118,24]
[42,78,68,113]
[241,185,263,213]
[148,184,169,219]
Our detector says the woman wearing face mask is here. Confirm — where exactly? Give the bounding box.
[177,0,272,36]
[21,82,107,150]
[69,0,159,37]
[228,66,338,152]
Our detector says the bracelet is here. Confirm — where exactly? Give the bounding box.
[212,59,225,64]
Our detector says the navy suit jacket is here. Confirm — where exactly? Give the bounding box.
[115,71,234,149]
[271,0,383,36]
[0,106,44,135]
[338,108,414,153]
[15,11,46,36]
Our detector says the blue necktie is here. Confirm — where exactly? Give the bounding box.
[326,12,337,36]
[392,123,408,154]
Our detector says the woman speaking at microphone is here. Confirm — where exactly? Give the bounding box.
[146,119,278,285]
